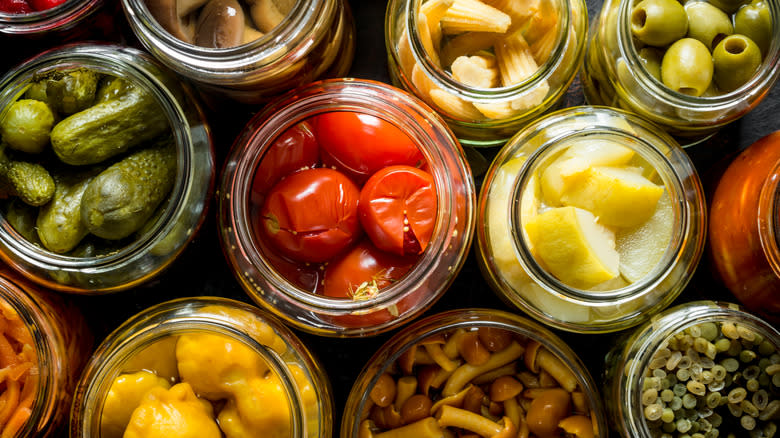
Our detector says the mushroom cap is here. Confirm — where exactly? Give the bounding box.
[489,375,524,402]
[195,0,246,48]
[146,0,196,43]
[492,416,518,438]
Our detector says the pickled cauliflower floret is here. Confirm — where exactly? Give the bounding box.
[217,374,292,438]
[176,333,270,400]
[121,336,180,382]
[101,371,171,438]
[123,383,222,438]
[200,305,288,354]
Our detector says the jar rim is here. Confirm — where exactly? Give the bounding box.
[616,0,780,109]
[219,78,475,335]
[758,157,780,277]
[0,0,99,34]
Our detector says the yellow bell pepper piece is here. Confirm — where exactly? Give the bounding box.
[123,382,221,438]
[100,371,171,438]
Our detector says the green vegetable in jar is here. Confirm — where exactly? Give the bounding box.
[0,99,55,154]
[43,68,101,115]
[36,170,99,254]
[0,145,55,207]
[80,141,176,240]
[735,0,772,56]
[4,199,41,244]
[631,0,688,47]
[50,84,170,166]
[95,76,135,104]
[661,38,714,97]
[685,2,733,50]
[708,0,748,14]
[713,34,763,92]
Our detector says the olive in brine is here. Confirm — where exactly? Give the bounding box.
[735,0,772,56]
[713,34,763,92]
[631,0,688,47]
[685,2,733,50]
[661,38,713,96]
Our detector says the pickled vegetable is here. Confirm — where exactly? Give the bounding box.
[0,300,38,438]
[0,145,55,207]
[0,99,55,154]
[36,170,97,253]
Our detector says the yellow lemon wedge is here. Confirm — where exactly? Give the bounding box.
[616,191,674,282]
[559,166,664,227]
[524,206,619,289]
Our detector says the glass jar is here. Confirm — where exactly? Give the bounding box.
[0,43,214,294]
[476,106,707,333]
[70,296,333,438]
[122,0,355,104]
[342,308,608,438]
[219,78,475,337]
[385,0,588,147]
[583,0,780,141]
[603,301,780,437]
[0,267,91,438]
[710,131,780,324]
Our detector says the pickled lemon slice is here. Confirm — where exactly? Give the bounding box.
[524,206,619,289]
[560,166,664,227]
[616,191,674,282]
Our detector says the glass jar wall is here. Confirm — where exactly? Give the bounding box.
[384,0,588,147]
[0,43,214,293]
[476,106,706,333]
[710,131,780,324]
[219,78,475,337]
[70,297,333,438]
[122,0,355,104]
[583,0,780,141]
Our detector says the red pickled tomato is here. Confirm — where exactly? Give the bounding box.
[260,168,361,263]
[323,240,416,327]
[251,121,319,204]
[312,111,424,183]
[0,0,33,13]
[358,165,437,256]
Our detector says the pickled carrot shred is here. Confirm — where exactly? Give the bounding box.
[0,302,37,438]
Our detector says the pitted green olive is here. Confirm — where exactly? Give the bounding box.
[631,0,689,47]
[708,0,748,13]
[661,38,714,96]
[713,34,763,91]
[685,2,733,50]
[638,47,663,80]
[735,0,772,55]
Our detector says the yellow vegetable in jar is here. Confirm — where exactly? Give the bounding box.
[201,305,288,354]
[123,383,221,438]
[176,333,270,400]
[101,371,172,438]
[122,336,180,383]
[217,374,292,438]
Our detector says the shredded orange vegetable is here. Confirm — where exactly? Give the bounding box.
[0,302,37,438]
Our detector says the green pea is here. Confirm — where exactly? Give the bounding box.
[713,34,763,92]
[661,38,713,96]
[685,2,733,50]
[631,0,689,46]
[735,0,772,56]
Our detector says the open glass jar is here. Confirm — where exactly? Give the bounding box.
[583,0,780,141]
[603,301,780,438]
[122,0,355,104]
[385,0,588,147]
[0,267,91,438]
[710,131,780,324]
[0,43,214,293]
[70,297,332,438]
[476,106,706,333]
[342,308,607,438]
[219,78,475,337]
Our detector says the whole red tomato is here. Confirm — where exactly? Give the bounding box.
[322,240,416,327]
[251,121,319,204]
[260,168,361,263]
[358,165,437,256]
[312,111,424,183]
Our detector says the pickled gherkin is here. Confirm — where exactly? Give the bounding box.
[0,99,55,154]
[36,170,99,254]
[0,144,55,206]
[42,68,101,115]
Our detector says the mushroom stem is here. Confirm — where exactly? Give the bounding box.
[442,341,525,396]
[537,348,578,392]
[375,417,444,438]
[472,363,516,385]
[425,343,460,371]
[394,376,418,410]
[503,397,522,432]
[436,405,503,437]
[443,329,466,358]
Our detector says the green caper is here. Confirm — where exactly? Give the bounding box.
[0,99,55,154]
[685,1,733,50]
[661,38,713,96]
[713,34,763,92]
[631,0,689,46]
[735,0,772,56]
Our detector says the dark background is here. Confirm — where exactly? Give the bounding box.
[3,0,779,434]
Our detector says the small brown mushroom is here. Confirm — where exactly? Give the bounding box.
[436,405,517,438]
[358,419,376,438]
[477,327,513,352]
[457,331,491,366]
[462,384,486,414]
[558,415,595,438]
[195,0,246,48]
[394,376,418,410]
[524,340,542,373]
[423,335,461,371]
[247,0,291,33]
[398,345,417,375]
[370,404,403,430]
[400,394,433,425]
[489,376,524,402]
[145,0,197,42]
[430,384,473,415]
[370,373,397,408]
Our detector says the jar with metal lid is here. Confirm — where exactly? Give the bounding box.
[70,296,333,438]
[476,106,706,333]
[0,43,214,293]
[342,308,607,438]
[0,267,91,437]
[710,131,780,324]
[121,0,355,104]
[583,0,780,142]
[385,0,588,147]
[604,301,779,438]
[219,78,475,337]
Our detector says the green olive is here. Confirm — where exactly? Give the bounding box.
[713,34,763,91]
[638,47,664,80]
[708,0,748,13]
[735,0,772,56]
[685,2,733,50]
[631,0,689,47]
[661,38,714,96]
